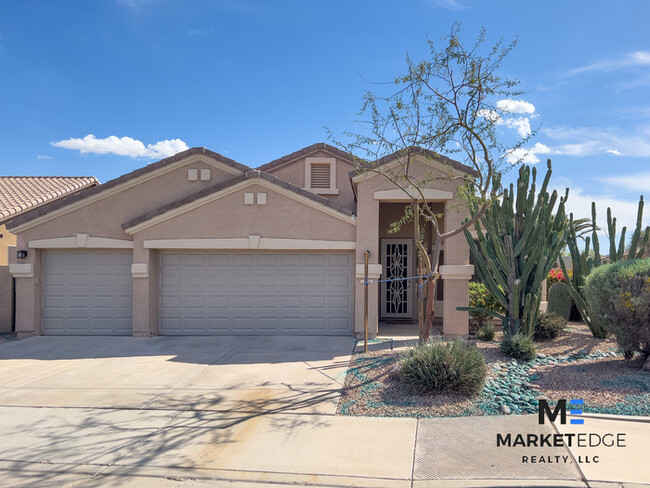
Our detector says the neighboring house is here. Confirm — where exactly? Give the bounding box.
[0,176,99,331]
[2,144,475,338]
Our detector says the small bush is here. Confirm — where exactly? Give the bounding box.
[477,324,495,341]
[546,267,566,288]
[500,334,536,361]
[534,312,566,341]
[400,340,487,395]
[584,258,650,360]
[468,282,504,329]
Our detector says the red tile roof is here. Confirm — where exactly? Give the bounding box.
[0,176,98,220]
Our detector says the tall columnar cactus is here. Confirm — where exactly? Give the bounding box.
[561,197,650,338]
[547,282,572,321]
[461,161,569,337]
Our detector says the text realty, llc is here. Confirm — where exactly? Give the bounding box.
[495,399,627,464]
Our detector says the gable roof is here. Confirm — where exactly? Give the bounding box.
[0,176,98,220]
[258,143,357,172]
[3,147,250,230]
[122,170,355,232]
[350,146,479,179]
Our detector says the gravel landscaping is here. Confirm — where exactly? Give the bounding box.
[337,322,650,418]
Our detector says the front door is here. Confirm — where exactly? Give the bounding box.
[380,239,414,319]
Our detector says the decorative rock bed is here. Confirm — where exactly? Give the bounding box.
[338,343,650,418]
[479,349,624,415]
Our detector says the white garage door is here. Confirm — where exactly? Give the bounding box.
[42,250,133,335]
[159,251,354,335]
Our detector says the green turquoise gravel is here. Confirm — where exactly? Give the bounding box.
[340,347,650,417]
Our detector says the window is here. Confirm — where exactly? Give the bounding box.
[304,157,338,195]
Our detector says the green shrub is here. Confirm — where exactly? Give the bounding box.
[584,258,650,360]
[500,334,536,361]
[400,340,487,395]
[534,312,566,341]
[477,324,495,341]
[468,282,504,329]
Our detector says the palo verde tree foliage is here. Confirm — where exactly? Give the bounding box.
[332,23,532,343]
[561,197,650,338]
[462,161,569,338]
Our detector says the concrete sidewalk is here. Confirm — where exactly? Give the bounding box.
[0,406,647,487]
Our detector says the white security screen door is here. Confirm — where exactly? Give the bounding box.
[380,239,414,319]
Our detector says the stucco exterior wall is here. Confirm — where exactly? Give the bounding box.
[15,157,239,243]
[134,183,356,242]
[354,155,473,337]
[0,226,17,332]
[263,149,357,210]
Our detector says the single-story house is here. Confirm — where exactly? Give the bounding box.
[0,176,98,331]
[2,144,475,338]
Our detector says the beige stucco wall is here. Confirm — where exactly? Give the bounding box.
[15,157,238,243]
[0,225,17,266]
[135,183,356,241]
[0,226,17,332]
[263,149,357,210]
[354,155,473,337]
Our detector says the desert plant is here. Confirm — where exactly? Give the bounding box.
[477,324,496,341]
[468,282,504,329]
[562,198,650,338]
[584,258,650,361]
[534,312,566,341]
[547,282,572,320]
[400,340,487,395]
[546,267,566,288]
[462,161,569,338]
[500,334,536,361]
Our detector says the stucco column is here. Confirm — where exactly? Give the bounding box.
[9,242,41,337]
[355,190,381,338]
[440,264,474,336]
[131,239,158,337]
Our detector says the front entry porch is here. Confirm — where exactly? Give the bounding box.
[353,186,474,339]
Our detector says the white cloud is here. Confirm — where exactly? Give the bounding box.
[496,99,535,114]
[606,149,621,156]
[504,117,531,138]
[51,134,189,159]
[567,50,650,77]
[37,155,52,160]
[505,142,551,164]
[542,126,650,157]
[478,98,536,138]
[477,108,500,123]
[562,187,649,245]
[596,172,650,192]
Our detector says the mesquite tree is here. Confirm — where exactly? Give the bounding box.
[332,24,531,343]
[463,161,569,337]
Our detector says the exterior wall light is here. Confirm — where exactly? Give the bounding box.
[17,250,28,259]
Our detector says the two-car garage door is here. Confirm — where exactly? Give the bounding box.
[158,251,354,335]
[41,250,354,336]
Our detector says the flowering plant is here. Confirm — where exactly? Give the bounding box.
[546,267,565,288]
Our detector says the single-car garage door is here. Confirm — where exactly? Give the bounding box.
[42,250,133,335]
[159,251,354,335]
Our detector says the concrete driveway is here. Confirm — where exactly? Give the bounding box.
[0,335,355,414]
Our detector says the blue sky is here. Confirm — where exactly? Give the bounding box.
[1,0,649,232]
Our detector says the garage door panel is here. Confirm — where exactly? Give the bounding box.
[159,251,353,335]
[42,250,133,336]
